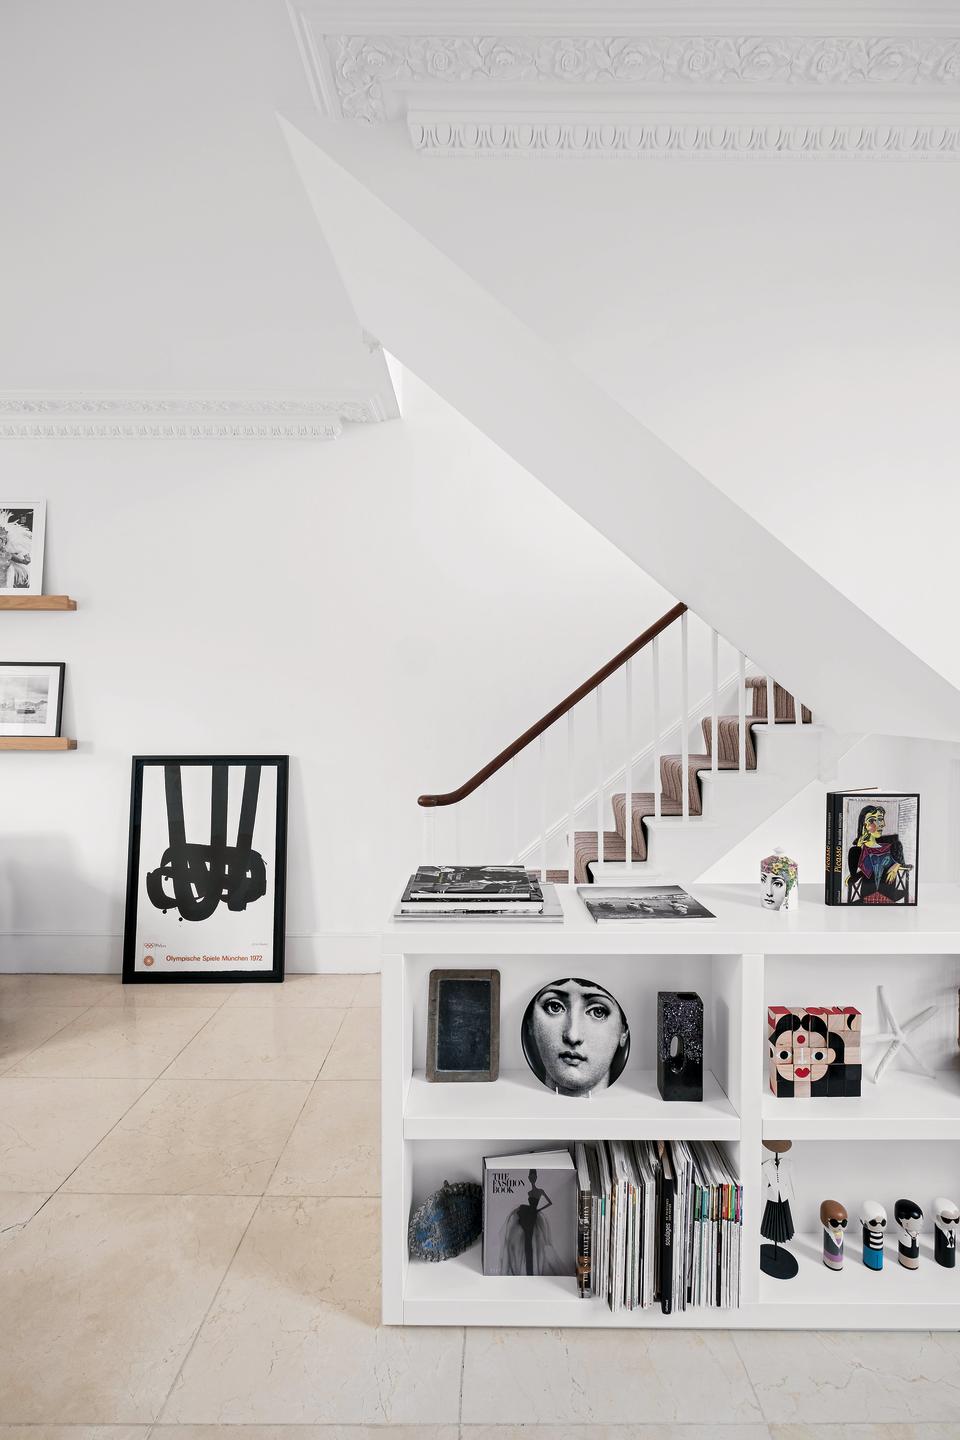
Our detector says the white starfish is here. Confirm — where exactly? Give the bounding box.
[870,984,938,1084]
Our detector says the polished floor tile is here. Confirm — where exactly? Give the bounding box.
[163,1197,462,1425]
[0,974,115,1007]
[770,1425,960,1439]
[165,1008,345,1082]
[352,973,381,1006]
[462,1428,772,1440]
[156,1428,457,1440]
[0,1077,147,1189]
[267,1080,379,1196]
[6,1007,213,1080]
[461,1329,762,1426]
[64,1079,311,1195]
[0,1005,95,1074]
[0,1192,50,1245]
[223,975,360,1008]
[0,1428,151,1440]
[734,1331,960,1425]
[319,1007,380,1080]
[95,982,231,1009]
[0,1192,256,1422]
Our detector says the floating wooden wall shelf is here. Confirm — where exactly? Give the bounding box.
[0,737,77,751]
[0,595,77,611]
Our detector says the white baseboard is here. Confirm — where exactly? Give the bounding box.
[0,932,381,975]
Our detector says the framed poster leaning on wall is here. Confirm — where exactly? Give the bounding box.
[122,755,288,984]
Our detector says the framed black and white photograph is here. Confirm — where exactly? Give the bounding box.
[122,755,288,985]
[0,502,46,594]
[426,968,500,1082]
[0,662,65,737]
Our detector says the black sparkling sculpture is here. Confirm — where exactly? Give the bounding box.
[657,991,703,1102]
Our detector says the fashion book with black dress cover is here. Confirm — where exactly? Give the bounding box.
[577,885,716,922]
[824,791,919,906]
[482,1150,577,1277]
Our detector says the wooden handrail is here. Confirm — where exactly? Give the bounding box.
[418,600,687,808]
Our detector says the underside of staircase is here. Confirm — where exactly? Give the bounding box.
[533,678,812,885]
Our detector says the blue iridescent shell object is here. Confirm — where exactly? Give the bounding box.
[408,1180,482,1262]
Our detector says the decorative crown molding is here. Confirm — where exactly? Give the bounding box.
[0,393,397,439]
[291,10,960,157]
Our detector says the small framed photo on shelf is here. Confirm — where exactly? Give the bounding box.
[0,662,65,737]
[122,755,289,985]
[426,969,500,1082]
[0,502,46,594]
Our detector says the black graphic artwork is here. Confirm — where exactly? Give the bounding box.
[146,763,267,922]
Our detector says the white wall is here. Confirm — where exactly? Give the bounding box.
[701,734,960,890]
[0,374,673,971]
[313,124,960,693]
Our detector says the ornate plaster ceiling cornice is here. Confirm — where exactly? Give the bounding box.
[0,392,398,439]
[291,4,960,157]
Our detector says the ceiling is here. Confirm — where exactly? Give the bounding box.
[2,0,958,443]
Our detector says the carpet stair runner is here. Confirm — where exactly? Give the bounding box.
[532,678,810,885]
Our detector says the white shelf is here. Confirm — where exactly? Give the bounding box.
[405,1067,738,1141]
[383,881,960,1332]
[761,1232,960,1310]
[403,1243,741,1328]
[384,883,960,956]
[763,1069,960,1140]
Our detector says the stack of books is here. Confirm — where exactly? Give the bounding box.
[394,865,562,922]
[574,1139,742,1313]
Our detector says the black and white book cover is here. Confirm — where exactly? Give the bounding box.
[577,885,715,921]
[482,1150,577,1277]
[409,865,538,900]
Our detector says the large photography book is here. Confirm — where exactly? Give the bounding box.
[407,865,540,900]
[824,791,919,906]
[577,885,716,922]
[482,1149,577,1277]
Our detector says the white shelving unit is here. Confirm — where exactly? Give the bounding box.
[382,882,960,1330]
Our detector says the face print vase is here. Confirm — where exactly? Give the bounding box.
[522,977,630,1097]
[760,850,799,911]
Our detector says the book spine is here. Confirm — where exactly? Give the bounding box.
[825,795,844,905]
[659,1178,674,1316]
[577,1181,592,1298]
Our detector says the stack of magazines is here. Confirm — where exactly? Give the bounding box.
[573,1139,742,1313]
[394,865,562,922]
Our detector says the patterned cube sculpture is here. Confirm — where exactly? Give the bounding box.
[768,1006,861,1098]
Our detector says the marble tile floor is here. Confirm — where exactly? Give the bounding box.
[2,973,960,1440]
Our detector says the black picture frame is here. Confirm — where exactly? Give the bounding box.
[0,661,65,737]
[426,969,500,1083]
[122,755,288,985]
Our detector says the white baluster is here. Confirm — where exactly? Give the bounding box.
[512,755,520,862]
[539,733,547,885]
[624,657,633,868]
[794,689,803,725]
[767,674,775,732]
[483,781,491,861]
[567,709,575,887]
[681,611,690,821]
[711,627,719,774]
[738,652,747,773]
[652,637,661,820]
[596,683,605,866]
[453,803,461,863]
